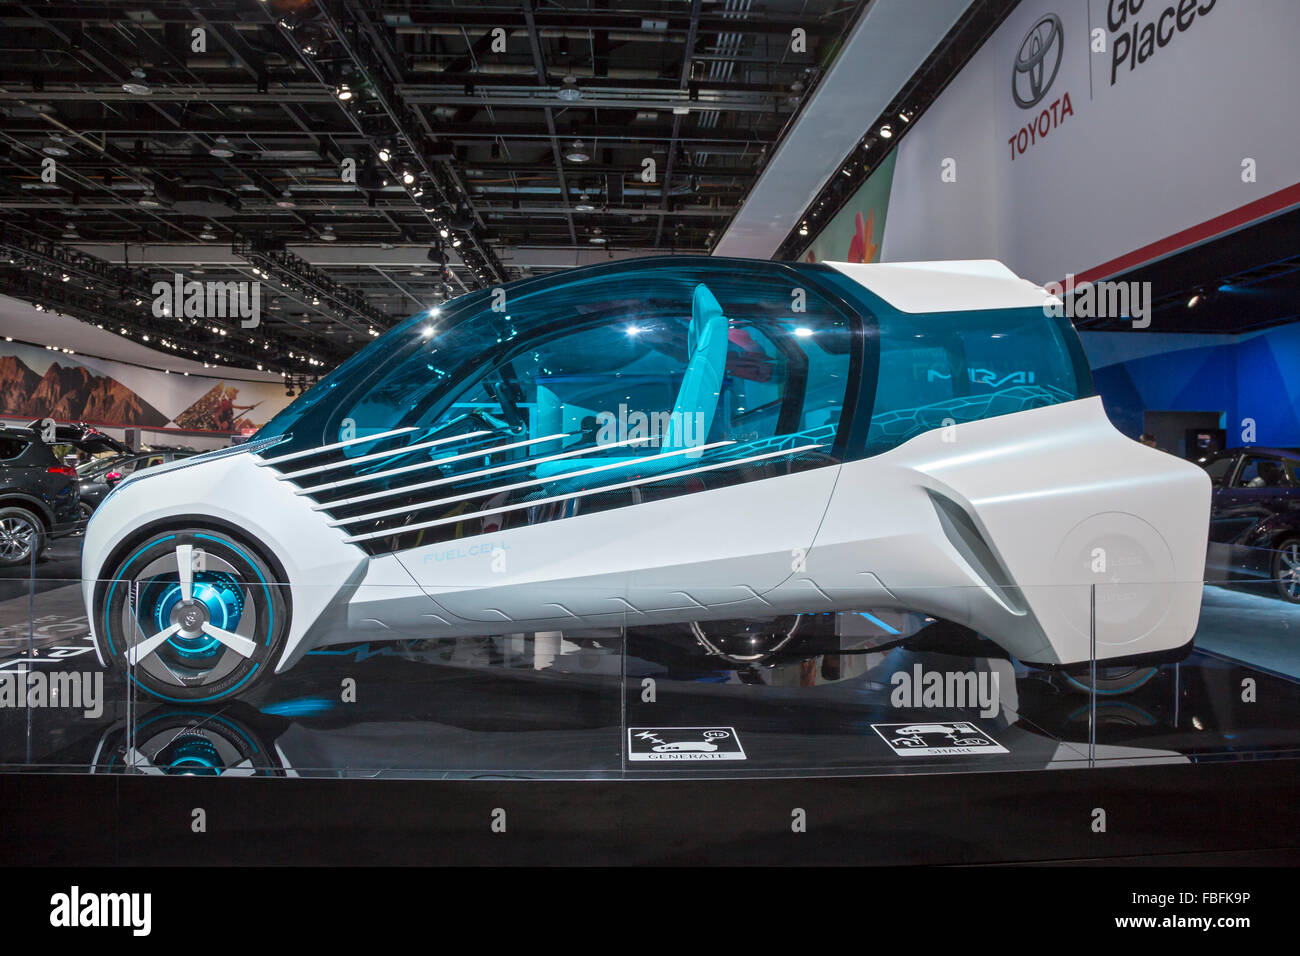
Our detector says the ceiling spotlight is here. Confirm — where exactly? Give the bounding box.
[377,145,391,163]
[335,83,353,101]
[42,143,70,157]
[439,226,450,239]
[798,221,809,236]
[557,74,581,102]
[879,124,893,139]
[61,224,79,239]
[574,193,596,213]
[899,110,912,123]
[565,139,590,163]
[122,70,151,96]
[209,136,235,159]
[199,227,216,240]
[275,190,296,208]
[320,224,337,242]
[451,236,462,247]
[1187,293,1201,307]
[401,169,415,185]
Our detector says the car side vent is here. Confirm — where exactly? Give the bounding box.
[925,489,1027,615]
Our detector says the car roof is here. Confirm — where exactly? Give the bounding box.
[1214,447,1300,460]
[826,259,1052,314]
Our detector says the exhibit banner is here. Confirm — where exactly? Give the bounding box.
[802,150,898,265]
[0,340,292,435]
[802,0,1300,284]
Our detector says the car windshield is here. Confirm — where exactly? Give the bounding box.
[1200,455,1236,487]
[254,258,857,458]
[78,454,130,477]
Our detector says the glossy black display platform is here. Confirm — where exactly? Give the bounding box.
[4,539,1300,864]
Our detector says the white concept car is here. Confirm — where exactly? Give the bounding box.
[82,257,1211,702]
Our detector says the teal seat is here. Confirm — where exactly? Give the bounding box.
[534,282,730,479]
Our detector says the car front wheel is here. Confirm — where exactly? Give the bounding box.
[96,528,288,702]
[0,507,44,567]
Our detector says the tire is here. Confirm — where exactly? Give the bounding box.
[93,707,288,777]
[1271,538,1300,604]
[78,501,95,522]
[689,615,804,663]
[96,528,288,703]
[1062,665,1158,695]
[0,506,45,567]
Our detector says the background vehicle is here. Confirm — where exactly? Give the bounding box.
[82,257,1210,703]
[1198,447,1300,602]
[0,426,82,566]
[78,448,196,517]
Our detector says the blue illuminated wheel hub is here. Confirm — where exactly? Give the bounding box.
[138,571,245,660]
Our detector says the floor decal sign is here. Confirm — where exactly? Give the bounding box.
[872,721,1009,757]
[628,727,747,761]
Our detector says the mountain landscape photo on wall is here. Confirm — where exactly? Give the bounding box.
[0,340,291,434]
[0,352,167,426]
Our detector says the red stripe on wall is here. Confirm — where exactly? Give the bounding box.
[1070,181,1300,285]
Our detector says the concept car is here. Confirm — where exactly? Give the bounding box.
[82,256,1211,702]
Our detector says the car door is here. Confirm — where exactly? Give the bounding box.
[1220,454,1290,544]
[1205,453,1243,543]
[374,263,857,626]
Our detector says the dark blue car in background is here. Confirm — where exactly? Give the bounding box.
[1200,447,1300,602]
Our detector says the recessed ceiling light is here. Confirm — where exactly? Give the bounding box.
[557,75,581,102]
[564,139,590,163]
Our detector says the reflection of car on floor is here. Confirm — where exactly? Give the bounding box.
[81,256,1210,703]
[1197,447,1300,602]
[0,422,126,566]
[78,448,196,518]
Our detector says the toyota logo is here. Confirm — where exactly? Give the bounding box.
[1012,14,1063,109]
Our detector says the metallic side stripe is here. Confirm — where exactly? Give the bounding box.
[342,443,825,543]
[309,435,657,511]
[293,432,572,495]
[277,429,494,480]
[327,440,737,526]
[255,426,420,466]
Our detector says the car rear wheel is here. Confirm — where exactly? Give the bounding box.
[1063,665,1159,695]
[0,507,44,567]
[1272,538,1300,603]
[97,529,288,702]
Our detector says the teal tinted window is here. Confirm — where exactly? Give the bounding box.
[864,307,1089,455]
[259,258,861,553]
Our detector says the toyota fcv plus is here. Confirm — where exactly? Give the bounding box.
[82,257,1210,702]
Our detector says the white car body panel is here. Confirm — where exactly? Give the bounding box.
[80,259,1212,687]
